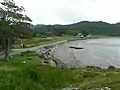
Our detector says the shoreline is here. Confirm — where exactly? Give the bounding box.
[36,37,104,68]
[52,41,83,68]
[12,37,112,68]
[52,37,120,68]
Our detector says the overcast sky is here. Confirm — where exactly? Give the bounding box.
[12,0,120,25]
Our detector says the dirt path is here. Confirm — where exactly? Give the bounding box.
[12,40,67,55]
[0,40,67,59]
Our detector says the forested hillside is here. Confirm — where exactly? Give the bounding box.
[32,21,120,36]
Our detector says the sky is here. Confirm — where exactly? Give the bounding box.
[3,0,120,25]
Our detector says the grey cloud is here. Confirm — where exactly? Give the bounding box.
[15,0,120,24]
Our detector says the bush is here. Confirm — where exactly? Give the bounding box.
[108,65,116,69]
[86,66,101,69]
[81,71,100,78]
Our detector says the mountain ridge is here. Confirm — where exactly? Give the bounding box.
[32,21,120,36]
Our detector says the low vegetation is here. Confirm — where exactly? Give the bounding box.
[0,51,76,90]
[13,36,74,49]
[0,51,119,90]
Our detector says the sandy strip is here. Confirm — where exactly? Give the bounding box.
[53,41,83,68]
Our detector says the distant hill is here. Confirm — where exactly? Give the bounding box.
[32,21,120,36]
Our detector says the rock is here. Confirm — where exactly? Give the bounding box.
[44,60,49,64]
[103,74,106,76]
[61,87,78,90]
[22,61,26,64]
[96,87,111,90]
[49,60,56,67]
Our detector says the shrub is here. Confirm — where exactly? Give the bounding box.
[108,65,116,69]
[86,66,101,69]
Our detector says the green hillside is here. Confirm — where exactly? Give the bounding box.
[32,21,120,36]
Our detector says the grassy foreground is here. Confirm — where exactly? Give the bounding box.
[0,52,120,90]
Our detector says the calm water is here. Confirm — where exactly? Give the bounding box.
[74,38,120,68]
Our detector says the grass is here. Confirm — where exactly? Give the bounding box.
[0,52,120,89]
[13,36,74,49]
[0,51,77,90]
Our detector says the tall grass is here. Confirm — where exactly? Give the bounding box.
[0,51,77,90]
[0,65,77,90]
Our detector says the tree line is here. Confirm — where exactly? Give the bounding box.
[32,21,120,37]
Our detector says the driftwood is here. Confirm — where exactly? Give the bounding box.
[69,46,84,49]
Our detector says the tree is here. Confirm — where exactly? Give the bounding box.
[81,30,89,37]
[0,0,32,60]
